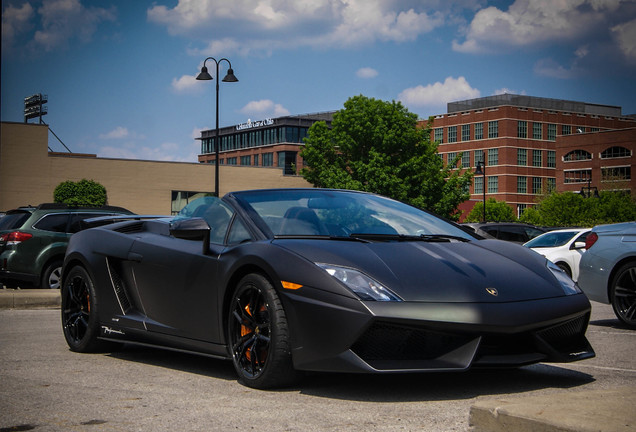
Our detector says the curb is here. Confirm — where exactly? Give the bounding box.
[0,289,61,309]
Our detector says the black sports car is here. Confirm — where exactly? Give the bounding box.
[61,188,595,388]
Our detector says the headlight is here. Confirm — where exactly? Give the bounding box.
[316,263,402,302]
[547,260,581,295]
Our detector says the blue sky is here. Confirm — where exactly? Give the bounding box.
[2,0,636,162]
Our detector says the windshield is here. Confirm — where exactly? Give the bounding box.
[233,189,475,240]
[524,231,579,248]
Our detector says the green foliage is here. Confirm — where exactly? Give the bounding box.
[465,198,516,223]
[300,95,472,220]
[519,191,636,226]
[53,179,107,207]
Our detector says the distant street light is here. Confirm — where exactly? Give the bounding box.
[196,57,238,197]
[475,160,486,223]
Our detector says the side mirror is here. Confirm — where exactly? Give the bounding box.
[170,217,211,254]
[572,241,586,250]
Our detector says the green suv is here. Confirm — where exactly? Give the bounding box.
[0,204,133,289]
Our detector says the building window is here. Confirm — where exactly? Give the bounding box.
[532,150,542,167]
[548,124,557,141]
[562,125,572,135]
[171,191,211,215]
[517,121,527,138]
[434,128,443,143]
[602,166,631,181]
[517,204,528,218]
[448,126,457,143]
[547,151,556,168]
[474,149,484,165]
[532,177,543,194]
[488,148,498,166]
[475,122,484,140]
[462,124,471,141]
[278,151,297,175]
[517,148,527,166]
[447,152,458,167]
[488,121,498,138]
[591,127,600,132]
[601,146,631,159]
[474,176,483,194]
[564,169,591,184]
[533,122,542,140]
[226,157,238,165]
[517,176,527,193]
[262,152,274,167]
[547,178,556,192]
[461,151,470,168]
[564,150,592,161]
[488,176,499,193]
[254,154,259,166]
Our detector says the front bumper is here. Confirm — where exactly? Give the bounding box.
[281,289,595,373]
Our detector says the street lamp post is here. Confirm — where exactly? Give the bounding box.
[196,57,238,197]
[475,161,486,223]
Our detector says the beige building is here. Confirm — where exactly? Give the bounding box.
[0,122,311,215]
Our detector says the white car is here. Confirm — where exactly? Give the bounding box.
[523,228,591,281]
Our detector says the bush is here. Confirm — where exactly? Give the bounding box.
[53,179,107,207]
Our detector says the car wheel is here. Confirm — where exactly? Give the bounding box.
[42,260,63,289]
[228,273,299,389]
[610,262,636,329]
[61,266,110,352]
[556,262,572,278]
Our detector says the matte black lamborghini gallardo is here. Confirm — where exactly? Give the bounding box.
[61,189,595,389]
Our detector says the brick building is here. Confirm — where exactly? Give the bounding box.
[430,94,636,217]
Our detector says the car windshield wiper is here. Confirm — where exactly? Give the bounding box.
[349,233,471,243]
[273,234,371,243]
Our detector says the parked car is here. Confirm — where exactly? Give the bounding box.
[462,222,546,243]
[578,222,636,328]
[61,188,594,389]
[0,203,133,289]
[523,228,591,281]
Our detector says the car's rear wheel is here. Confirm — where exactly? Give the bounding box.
[228,273,299,389]
[61,266,110,352]
[610,262,636,329]
[42,260,63,289]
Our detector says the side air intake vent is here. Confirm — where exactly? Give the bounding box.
[106,258,132,314]
[114,222,144,234]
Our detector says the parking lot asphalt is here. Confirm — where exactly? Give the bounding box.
[1,288,633,432]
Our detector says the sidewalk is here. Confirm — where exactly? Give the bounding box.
[1,289,634,432]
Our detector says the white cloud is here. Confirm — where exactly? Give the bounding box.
[1,3,34,49]
[30,0,116,51]
[98,141,196,162]
[398,76,480,108]
[240,99,290,118]
[99,126,129,140]
[148,0,445,55]
[452,0,614,53]
[356,67,378,79]
[612,18,636,63]
[171,74,201,93]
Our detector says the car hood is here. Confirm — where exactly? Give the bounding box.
[275,238,566,302]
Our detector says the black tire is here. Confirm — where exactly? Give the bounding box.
[61,266,111,352]
[41,260,63,289]
[228,273,299,389]
[556,262,572,278]
[610,262,636,329]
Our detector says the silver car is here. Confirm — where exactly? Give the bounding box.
[578,222,636,328]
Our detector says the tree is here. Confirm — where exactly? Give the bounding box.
[53,179,108,207]
[519,190,636,227]
[465,198,516,223]
[300,95,473,220]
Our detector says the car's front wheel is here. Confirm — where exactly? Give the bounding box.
[228,273,299,389]
[61,266,110,352]
[610,262,636,329]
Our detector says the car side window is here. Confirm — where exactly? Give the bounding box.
[33,213,69,233]
[497,226,526,242]
[68,213,111,233]
[227,217,252,245]
[202,202,234,244]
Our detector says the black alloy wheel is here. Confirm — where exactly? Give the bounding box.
[228,273,298,389]
[610,262,636,329]
[61,266,109,352]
